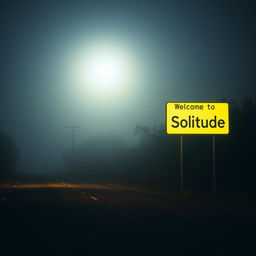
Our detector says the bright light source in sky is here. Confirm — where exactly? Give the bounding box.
[73,44,135,98]
[88,52,124,87]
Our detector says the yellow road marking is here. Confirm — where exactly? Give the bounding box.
[90,196,99,201]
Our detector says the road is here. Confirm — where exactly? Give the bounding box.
[0,182,255,255]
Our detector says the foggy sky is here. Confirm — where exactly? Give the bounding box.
[0,0,255,173]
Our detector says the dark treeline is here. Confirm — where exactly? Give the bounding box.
[0,131,19,183]
[63,97,256,198]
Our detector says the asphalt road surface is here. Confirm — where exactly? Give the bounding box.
[0,182,255,256]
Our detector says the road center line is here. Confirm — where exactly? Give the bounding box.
[90,196,99,201]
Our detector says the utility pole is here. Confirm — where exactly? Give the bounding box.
[66,126,81,169]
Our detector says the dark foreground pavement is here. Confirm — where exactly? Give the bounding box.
[0,182,255,256]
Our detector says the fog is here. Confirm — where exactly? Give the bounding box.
[0,0,255,175]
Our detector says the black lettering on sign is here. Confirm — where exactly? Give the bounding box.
[171,116,179,128]
[171,116,225,128]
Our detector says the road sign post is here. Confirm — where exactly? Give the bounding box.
[166,102,229,196]
[180,136,183,195]
[213,135,216,195]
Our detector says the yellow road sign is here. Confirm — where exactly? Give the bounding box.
[166,102,229,134]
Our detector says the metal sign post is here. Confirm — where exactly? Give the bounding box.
[212,136,216,196]
[180,136,183,195]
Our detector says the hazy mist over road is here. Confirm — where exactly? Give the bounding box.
[1,2,256,255]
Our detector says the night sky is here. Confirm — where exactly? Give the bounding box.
[0,0,255,173]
